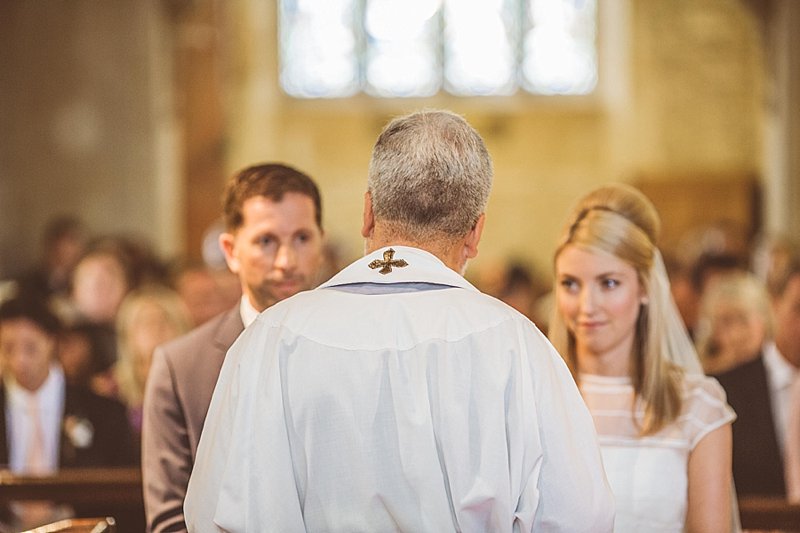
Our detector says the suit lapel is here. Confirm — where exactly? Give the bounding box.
[717,355,786,496]
[60,387,74,466]
[212,306,245,356]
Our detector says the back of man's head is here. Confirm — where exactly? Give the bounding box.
[222,163,323,232]
[367,110,493,242]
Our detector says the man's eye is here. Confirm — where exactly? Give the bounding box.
[257,236,273,247]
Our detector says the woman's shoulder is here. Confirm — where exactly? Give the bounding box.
[678,373,736,448]
[681,373,728,403]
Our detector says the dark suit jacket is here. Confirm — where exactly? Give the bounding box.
[142,307,244,533]
[0,382,135,468]
[0,381,136,528]
[713,355,786,497]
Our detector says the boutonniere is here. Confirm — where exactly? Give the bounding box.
[63,415,94,449]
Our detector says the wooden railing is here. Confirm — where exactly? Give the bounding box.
[0,468,142,506]
[739,496,800,531]
[0,468,143,533]
[0,469,798,531]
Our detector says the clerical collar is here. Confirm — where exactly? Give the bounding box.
[320,246,478,292]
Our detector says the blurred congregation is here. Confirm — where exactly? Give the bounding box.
[2,0,800,532]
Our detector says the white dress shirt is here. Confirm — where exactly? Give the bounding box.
[763,341,799,454]
[238,295,259,329]
[185,246,613,532]
[5,365,65,474]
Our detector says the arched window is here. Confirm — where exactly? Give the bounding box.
[279,0,597,98]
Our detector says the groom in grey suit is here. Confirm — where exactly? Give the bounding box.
[142,163,326,533]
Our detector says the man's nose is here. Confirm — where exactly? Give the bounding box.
[274,243,296,271]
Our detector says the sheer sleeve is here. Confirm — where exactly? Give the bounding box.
[681,374,736,449]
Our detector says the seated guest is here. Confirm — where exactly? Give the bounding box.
[698,273,786,497]
[496,260,551,331]
[172,263,240,327]
[114,286,190,441]
[58,322,117,391]
[0,295,136,530]
[718,253,800,499]
[56,240,133,328]
[669,223,749,340]
[16,215,88,303]
[786,375,800,501]
[766,253,800,432]
[695,272,772,375]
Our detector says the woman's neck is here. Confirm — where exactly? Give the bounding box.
[576,346,632,377]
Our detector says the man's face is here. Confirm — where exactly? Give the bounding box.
[221,192,324,311]
[773,274,800,367]
[0,318,55,392]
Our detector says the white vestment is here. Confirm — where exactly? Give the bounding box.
[185,246,614,533]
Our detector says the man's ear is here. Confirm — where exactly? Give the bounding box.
[361,191,375,238]
[219,232,240,274]
[463,213,486,260]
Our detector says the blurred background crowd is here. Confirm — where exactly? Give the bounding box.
[2,0,800,529]
[2,211,800,506]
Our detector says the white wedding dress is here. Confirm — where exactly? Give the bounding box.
[580,373,736,533]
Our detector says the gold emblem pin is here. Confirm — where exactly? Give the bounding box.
[368,248,408,275]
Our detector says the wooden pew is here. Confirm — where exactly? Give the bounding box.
[0,468,143,533]
[739,496,800,531]
[2,469,799,532]
[24,517,116,533]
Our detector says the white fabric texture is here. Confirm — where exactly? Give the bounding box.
[580,373,735,533]
[185,246,614,533]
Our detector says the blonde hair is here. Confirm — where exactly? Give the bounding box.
[695,272,772,365]
[115,285,190,407]
[549,184,683,435]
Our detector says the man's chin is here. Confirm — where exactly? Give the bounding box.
[264,283,308,304]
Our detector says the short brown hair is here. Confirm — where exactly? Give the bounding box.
[222,163,322,231]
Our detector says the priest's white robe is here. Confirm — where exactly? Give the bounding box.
[185,246,614,532]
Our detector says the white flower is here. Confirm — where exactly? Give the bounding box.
[64,416,94,449]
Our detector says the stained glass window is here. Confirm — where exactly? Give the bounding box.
[279,0,597,98]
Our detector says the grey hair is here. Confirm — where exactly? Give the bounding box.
[367,110,493,240]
